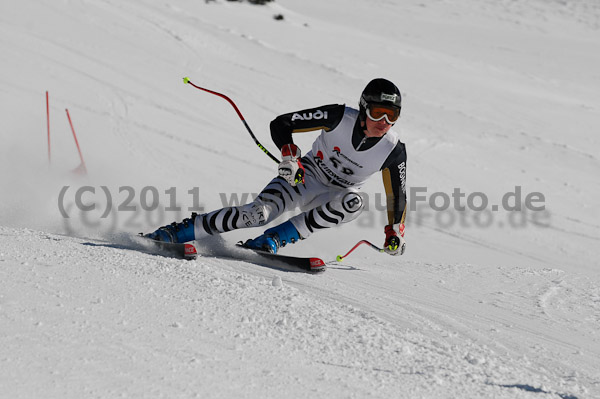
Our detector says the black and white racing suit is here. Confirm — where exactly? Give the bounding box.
[193,104,407,240]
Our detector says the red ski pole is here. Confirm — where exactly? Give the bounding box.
[183,77,280,164]
[336,240,385,262]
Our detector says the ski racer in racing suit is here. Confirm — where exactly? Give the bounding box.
[145,78,407,256]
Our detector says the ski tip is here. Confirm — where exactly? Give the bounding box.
[309,257,326,272]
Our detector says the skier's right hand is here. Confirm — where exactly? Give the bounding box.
[278,144,305,186]
[384,224,406,256]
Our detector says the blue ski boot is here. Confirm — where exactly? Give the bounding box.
[243,220,301,254]
[145,213,198,243]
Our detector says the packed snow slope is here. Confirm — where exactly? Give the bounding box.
[1,0,599,398]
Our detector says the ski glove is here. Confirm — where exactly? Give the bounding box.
[384,224,406,256]
[278,144,305,186]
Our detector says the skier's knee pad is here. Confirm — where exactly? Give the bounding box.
[337,191,364,223]
[290,191,364,239]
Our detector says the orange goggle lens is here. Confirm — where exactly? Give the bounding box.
[366,105,400,124]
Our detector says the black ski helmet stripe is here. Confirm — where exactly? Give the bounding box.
[359,78,402,120]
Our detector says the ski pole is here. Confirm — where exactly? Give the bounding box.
[336,240,385,262]
[183,77,280,164]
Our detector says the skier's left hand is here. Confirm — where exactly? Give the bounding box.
[278,143,305,186]
[384,224,406,256]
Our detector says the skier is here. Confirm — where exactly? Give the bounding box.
[145,78,407,255]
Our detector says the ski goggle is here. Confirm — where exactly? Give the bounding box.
[366,105,400,124]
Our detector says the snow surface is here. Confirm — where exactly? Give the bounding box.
[1,0,599,398]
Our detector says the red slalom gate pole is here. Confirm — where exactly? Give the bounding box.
[46,91,51,164]
[182,77,280,164]
[65,109,87,175]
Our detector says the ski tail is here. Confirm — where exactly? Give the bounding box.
[137,234,199,260]
[183,242,199,260]
[308,257,326,272]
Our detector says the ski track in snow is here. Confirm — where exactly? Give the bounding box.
[1,227,597,399]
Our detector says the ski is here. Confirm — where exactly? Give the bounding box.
[136,236,326,273]
[136,235,199,260]
[235,243,326,273]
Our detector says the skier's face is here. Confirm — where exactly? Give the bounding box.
[364,115,393,137]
